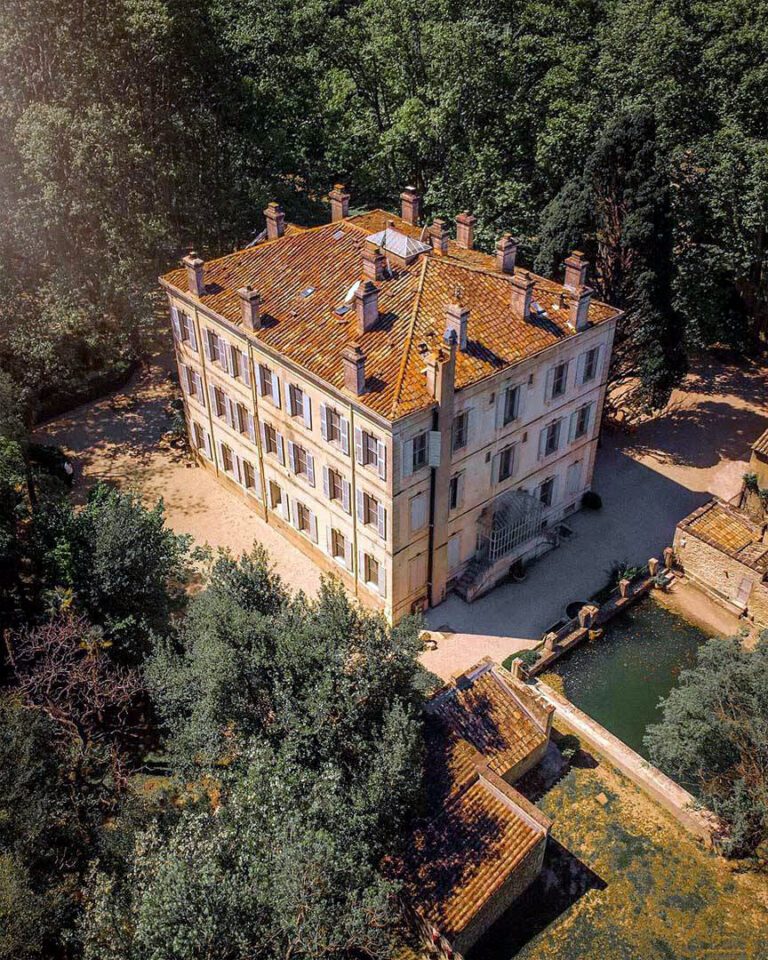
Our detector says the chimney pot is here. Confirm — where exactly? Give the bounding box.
[511,272,534,319]
[400,185,422,226]
[445,300,469,351]
[455,211,477,250]
[430,218,450,255]
[355,279,379,334]
[264,202,286,240]
[341,343,366,395]
[237,286,261,332]
[182,251,205,297]
[495,234,518,274]
[563,250,588,290]
[569,285,593,331]
[362,242,386,281]
[329,183,351,222]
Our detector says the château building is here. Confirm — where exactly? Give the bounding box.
[161,186,620,622]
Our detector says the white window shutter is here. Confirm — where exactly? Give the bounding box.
[553,419,562,450]
[247,413,256,443]
[284,381,292,414]
[576,351,587,386]
[342,479,351,514]
[457,472,465,508]
[545,367,555,402]
[309,511,318,543]
[377,503,386,540]
[428,431,441,468]
[402,439,414,478]
[325,525,332,555]
[277,433,285,465]
[495,388,506,428]
[586,402,594,435]
[302,393,312,430]
[340,417,350,455]
[171,306,181,340]
[538,428,547,460]
[594,345,604,380]
[234,454,243,485]
[189,319,198,352]
[195,372,204,403]
[320,403,329,441]
[563,360,570,391]
[322,466,330,499]
[286,440,296,473]
[358,548,365,580]
[272,372,281,407]
[259,421,266,448]
[569,410,578,443]
[290,500,299,528]
[465,408,473,445]
[203,430,212,459]
[257,365,266,396]
[516,387,525,418]
[219,337,228,372]
[203,331,211,361]
[306,453,315,487]
[376,440,386,479]
[377,562,386,596]
[224,396,233,428]
[492,452,500,483]
[354,427,364,464]
[216,440,224,470]
[280,492,290,521]
[208,383,217,414]
[344,537,353,571]
[356,488,364,519]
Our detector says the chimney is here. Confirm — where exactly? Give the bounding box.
[355,280,379,333]
[569,286,593,331]
[445,299,469,351]
[430,218,450,255]
[425,331,457,405]
[511,272,534,319]
[264,202,285,240]
[238,286,261,332]
[341,343,366,395]
[329,183,350,222]
[563,250,588,290]
[362,242,386,281]
[400,185,421,226]
[455,211,477,250]
[182,251,205,297]
[495,234,518,274]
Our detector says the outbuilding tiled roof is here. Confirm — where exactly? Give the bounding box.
[161,208,620,422]
[679,500,768,576]
[752,427,768,458]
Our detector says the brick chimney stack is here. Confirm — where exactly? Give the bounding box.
[495,234,518,274]
[329,183,350,222]
[341,343,366,395]
[445,299,469,351]
[430,218,450,255]
[355,280,379,334]
[182,251,205,297]
[511,272,534,319]
[237,286,261,332]
[563,250,588,290]
[569,286,593,331]
[455,211,477,250]
[362,242,386,280]
[264,202,286,240]
[400,185,422,226]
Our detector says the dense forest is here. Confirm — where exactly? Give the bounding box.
[1,0,766,420]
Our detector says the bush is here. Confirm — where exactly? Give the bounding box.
[582,490,603,510]
[503,648,540,672]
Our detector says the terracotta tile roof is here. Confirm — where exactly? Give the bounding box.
[428,662,549,779]
[752,427,768,457]
[679,500,768,576]
[161,209,620,422]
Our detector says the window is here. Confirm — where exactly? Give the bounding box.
[356,428,386,479]
[235,402,248,435]
[269,481,282,510]
[288,441,314,484]
[573,403,591,440]
[288,384,304,418]
[294,444,308,476]
[503,385,520,425]
[263,422,278,456]
[212,386,226,419]
[206,330,220,363]
[582,347,599,384]
[326,407,341,441]
[220,443,233,474]
[540,420,561,459]
[539,476,555,507]
[364,553,379,586]
[331,528,346,561]
[357,488,386,539]
[362,492,379,527]
[552,362,568,398]
[327,468,343,501]
[296,501,311,534]
[364,431,379,466]
[497,444,515,482]
[193,422,205,453]
[243,460,257,491]
[258,364,280,406]
[452,411,468,452]
[412,432,428,471]
[449,473,463,510]
[409,493,427,532]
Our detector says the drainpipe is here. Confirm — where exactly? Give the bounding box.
[426,407,439,606]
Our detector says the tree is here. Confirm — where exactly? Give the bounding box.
[645,634,768,857]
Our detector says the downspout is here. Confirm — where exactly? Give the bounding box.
[426,407,439,607]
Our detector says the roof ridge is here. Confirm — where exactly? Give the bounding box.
[389,256,430,419]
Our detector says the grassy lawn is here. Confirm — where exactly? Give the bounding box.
[471,733,768,960]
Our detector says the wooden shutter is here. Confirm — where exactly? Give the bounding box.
[585,402,594,434]
[309,511,318,543]
[544,367,555,402]
[340,416,350,455]
[456,472,465,508]
[320,402,329,441]
[428,431,441,468]
[276,432,285,465]
[376,439,387,479]
[325,525,333,555]
[495,387,506,428]
[194,372,204,404]
[284,381,292,414]
[401,439,414,478]
[594,345,604,381]
[257,365,266,396]
[271,372,281,407]
[344,536,353,571]
[187,317,198,351]
[377,503,386,540]
[247,412,256,443]
[377,561,386,596]
[342,479,351,514]
[203,430,212,459]
[576,351,587,386]
[356,488,364,520]
[358,548,366,581]
[241,351,251,386]
[538,427,547,460]
[290,499,299,528]
[410,494,426,532]
[306,452,315,487]
[322,466,330,499]
[259,421,267,449]
[224,396,234,428]
[492,452,501,483]
[354,427,364,464]
[208,383,217,415]
[233,454,243,484]
[279,491,290,521]
[302,393,312,430]
[203,331,212,361]
[568,410,578,443]
[216,440,225,471]
[171,306,181,340]
[286,440,296,473]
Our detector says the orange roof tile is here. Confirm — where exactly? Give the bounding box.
[752,427,768,457]
[679,500,768,575]
[161,209,620,422]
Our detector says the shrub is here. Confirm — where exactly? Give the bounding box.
[503,648,540,672]
[582,490,602,510]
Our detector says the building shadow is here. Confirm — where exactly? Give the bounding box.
[468,837,607,960]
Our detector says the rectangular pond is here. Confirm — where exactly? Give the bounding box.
[551,599,711,759]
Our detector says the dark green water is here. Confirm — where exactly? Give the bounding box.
[553,600,710,759]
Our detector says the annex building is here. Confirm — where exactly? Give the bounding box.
[161,186,620,622]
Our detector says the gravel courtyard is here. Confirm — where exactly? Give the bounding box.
[34,352,766,675]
